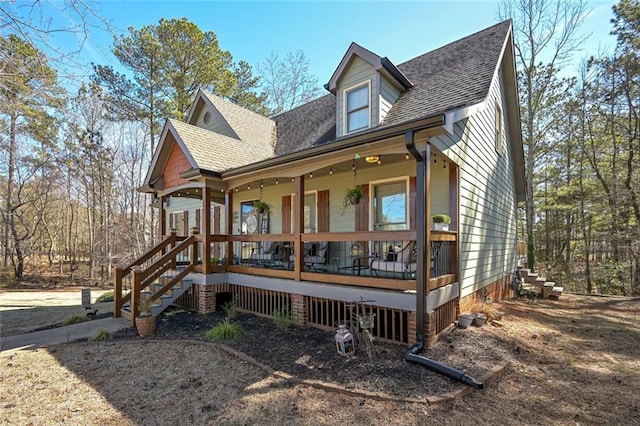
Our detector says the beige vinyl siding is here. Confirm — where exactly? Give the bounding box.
[196,106,237,139]
[433,65,518,298]
[336,56,378,137]
[379,76,401,123]
[165,197,226,235]
[165,197,201,232]
[229,161,450,236]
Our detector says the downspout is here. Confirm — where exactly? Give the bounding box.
[404,130,425,341]
[404,131,484,390]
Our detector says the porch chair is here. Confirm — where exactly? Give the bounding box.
[370,241,417,279]
[250,242,285,264]
[290,242,329,271]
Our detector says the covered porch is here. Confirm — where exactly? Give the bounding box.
[116,130,460,344]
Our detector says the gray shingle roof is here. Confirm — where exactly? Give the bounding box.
[273,95,336,156]
[200,91,276,149]
[169,119,273,172]
[274,20,511,157]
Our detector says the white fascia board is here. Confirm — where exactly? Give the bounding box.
[443,101,486,135]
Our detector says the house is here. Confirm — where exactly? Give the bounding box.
[117,20,525,347]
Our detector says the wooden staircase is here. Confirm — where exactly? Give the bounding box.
[518,267,564,299]
[114,229,201,323]
[120,269,194,320]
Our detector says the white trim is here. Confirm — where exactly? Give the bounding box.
[158,182,204,198]
[343,80,371,135]
[495,101,504,156]
[368,176,411,231]
[443,101,486,135]
[187,272,460,312]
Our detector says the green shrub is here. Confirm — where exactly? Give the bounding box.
[91,329,112,341]
[272,307,297,329]
[63,315,86,325]
[95,291,114,303]
[204,319,243,341]
[222,299,238,319]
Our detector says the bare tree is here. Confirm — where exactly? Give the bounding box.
[498,0,590,270]
[0,0,114,78]
[258,50,322,115]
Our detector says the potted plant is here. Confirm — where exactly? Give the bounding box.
[343,187,364,207]
[253,200,271,214]
[135,298,156,337]
[432,214,452,231]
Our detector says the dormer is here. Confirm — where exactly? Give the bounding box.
[325,43,413,137]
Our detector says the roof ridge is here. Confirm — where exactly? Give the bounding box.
[397,19,511,68]
[200,89,273,122]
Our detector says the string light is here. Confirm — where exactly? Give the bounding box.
[275,179,279,185]
[260,180,264,189]
[405,153,410,160]
[247,184,251,190]
[377,156,381,165]
[329,167,333,175]
[309,172,313,178]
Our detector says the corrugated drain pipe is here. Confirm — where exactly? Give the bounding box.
[404,130,484,390]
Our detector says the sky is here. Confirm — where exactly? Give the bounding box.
[8,0,620,88]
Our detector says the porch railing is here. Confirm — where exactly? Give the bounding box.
[225,230,457,292]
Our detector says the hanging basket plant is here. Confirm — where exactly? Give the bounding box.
[343,187,364,207]
[253,200,271,214]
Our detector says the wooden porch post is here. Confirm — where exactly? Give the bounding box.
[225,190,233,266]
[449,164,459,282]
[131,265,142,321]
[293,175,305,281]
[159,195,166,241]
[425,142,432,286]
[203,187,211,274]
[190,227,199,267]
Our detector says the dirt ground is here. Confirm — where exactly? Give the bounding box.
[0,293,639,425]
[0,288,112,336]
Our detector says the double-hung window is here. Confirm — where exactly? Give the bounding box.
[372,179,408,231]
[291,191,317,233]
[345,81,370,133]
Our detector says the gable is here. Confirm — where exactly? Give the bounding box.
[189,97,239,140]
[163,141,192,189]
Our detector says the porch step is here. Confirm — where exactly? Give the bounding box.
[121,270,193,318]
[517,267,562,300]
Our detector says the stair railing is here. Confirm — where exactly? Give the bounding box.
[129,230,199,319]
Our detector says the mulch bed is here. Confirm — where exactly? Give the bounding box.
[111,308,515,400]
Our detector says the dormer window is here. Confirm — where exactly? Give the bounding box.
[345,81,370,133]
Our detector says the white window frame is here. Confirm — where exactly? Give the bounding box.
[369,176,410,231]
[343,80,371,134]
[290,190,318,233]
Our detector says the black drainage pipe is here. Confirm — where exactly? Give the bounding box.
[406,340,484,389]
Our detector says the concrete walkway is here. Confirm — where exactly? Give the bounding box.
[1,317,131,353]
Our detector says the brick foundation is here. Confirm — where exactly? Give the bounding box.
[291,293,307,326]
[459,273,514,314]
[406,310,437,347]
[408,312,417,346]
[425,310,437,347]
[197,284,216,314]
